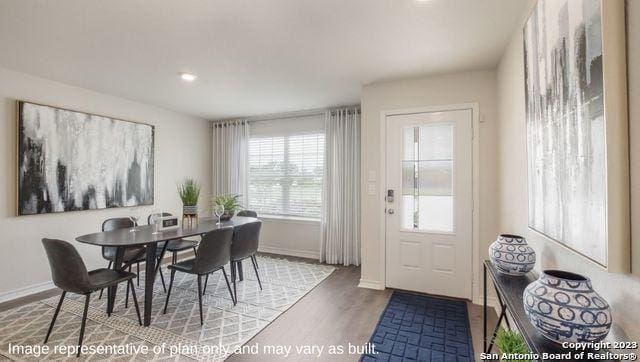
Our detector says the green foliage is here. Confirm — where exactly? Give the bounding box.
[177,179,201,206]
[211,194,242,215]
[496,328,530,362]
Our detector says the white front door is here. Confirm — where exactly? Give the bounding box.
[385,109,473,299]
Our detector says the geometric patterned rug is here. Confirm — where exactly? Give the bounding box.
[361,292,474,362]
[0,255,335,361]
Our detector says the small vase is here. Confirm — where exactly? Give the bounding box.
[523,270,612,343]
[183,205,198,216]
[489,234,536,275]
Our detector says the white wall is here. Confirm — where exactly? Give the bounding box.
[0,67,212,301]
[359,70,499,301]
[259,218,320,259]
[496,0,640,343]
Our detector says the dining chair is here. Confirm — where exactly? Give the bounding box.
[236,210,258,218]
[98,218,167,304]
[229,220,263,301]
[163,227,235,325]
[42,238,141,357]
[148,212,199,264]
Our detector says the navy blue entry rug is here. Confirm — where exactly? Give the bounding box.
[361,292,474,362]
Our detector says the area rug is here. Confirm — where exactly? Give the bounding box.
[361,292,474,362]
[0,255,335,361]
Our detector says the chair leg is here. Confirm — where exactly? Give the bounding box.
[77,294,90,358]
[158,266,167,292]
[197,275,204,325]
[203,273,209,295]
[222,268,236,305]
[44,291,66,344]
[106,288,111,317]
[193,247,197,257]
[251,255,263,290]
[136,262,140,286]
[163,269,175,314]
[128,279,142,326]
[125,266,131,309]
[172,251,177,265]
[230,262,237,304]
[98,261,113,300]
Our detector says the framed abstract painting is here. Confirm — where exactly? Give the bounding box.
[17,101,155,215]
[523,0,629,271]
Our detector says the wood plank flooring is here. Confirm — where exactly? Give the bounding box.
[0,255,497,361]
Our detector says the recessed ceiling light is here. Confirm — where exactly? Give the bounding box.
[180,72,197,82]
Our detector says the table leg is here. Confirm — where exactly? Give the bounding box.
[107,247,125,315]
[144,243,157,326]
[483,263,487,353]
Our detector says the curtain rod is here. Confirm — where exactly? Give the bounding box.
[212,104,360,124]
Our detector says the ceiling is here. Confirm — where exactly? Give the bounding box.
[0,0,529,119]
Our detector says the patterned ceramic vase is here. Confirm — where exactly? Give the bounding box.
[488,234,536,275]
[523,270,612,343]
[183,205,198,215]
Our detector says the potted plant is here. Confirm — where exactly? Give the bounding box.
[495,327,530,362]
[211,194,242,220]
[177,178,201,215]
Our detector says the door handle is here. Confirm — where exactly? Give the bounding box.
[387,208,395,215]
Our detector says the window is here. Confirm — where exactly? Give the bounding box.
[248,115,324,219]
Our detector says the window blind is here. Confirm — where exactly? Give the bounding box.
[248,115,324,219]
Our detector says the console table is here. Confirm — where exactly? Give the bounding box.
[483,260,618,361]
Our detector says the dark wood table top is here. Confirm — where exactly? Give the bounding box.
[76,216,258,247]
[485,260,618,361]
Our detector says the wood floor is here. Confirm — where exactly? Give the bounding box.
[0,255,497,361]
[228,260,497,361]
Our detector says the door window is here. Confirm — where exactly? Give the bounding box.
[401,123,454,232]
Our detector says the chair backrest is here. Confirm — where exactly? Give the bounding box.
[231,220,262,261]
[193,227,234,274]
[148,212,171,225]
[101,217,135,258]
[42,238,91,294]
[236,210,258,218]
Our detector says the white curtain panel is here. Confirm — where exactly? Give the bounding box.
[212,119,249,207]
[320,107,361,266]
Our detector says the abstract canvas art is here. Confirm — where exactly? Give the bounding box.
[524,0,606,265]
[18,101,154,215]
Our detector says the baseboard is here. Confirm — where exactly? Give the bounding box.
[0,280,55,304]
[358,278,385,290]
[258,245,319,260]
[474,295,504,325]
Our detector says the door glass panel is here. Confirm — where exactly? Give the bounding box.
[401,123,454,232]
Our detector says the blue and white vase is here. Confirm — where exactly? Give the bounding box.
[488,234,536,275]
[523,270,612,344]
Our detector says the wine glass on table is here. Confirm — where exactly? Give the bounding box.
[149,210,162,234]
[214,204,225,226]
[129,208,140,232]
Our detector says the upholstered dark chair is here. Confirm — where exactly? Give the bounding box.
[148,212,199,264]
[163,227,235,325]
[42,238,141,357]
[236,210,258,218]
[98,217,165,301]
[101,218,146,273]
[230,220,263,300]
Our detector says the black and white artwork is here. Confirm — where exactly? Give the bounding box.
[524,0,605,264]
[18,101,154,215]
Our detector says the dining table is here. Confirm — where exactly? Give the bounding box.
[76,215,258,326]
